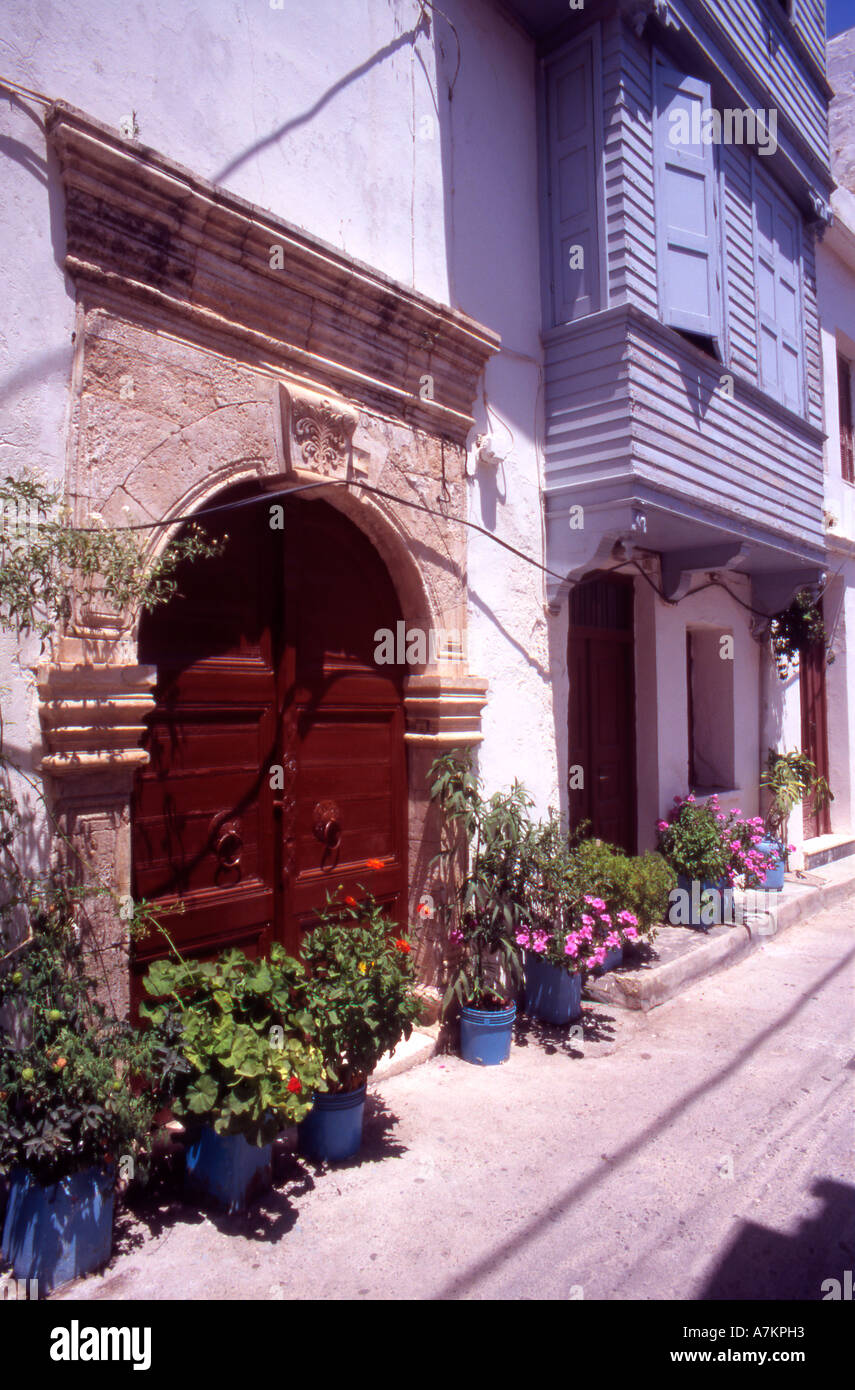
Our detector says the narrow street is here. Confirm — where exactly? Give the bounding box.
[57,900,855,1302]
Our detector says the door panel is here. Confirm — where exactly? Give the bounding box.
[567,575,636,854]
[131,491,407,1008]
[800,633,831,839]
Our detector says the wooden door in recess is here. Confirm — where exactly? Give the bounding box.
[567,574,636,853]
[131,492,407,1010]
[800,632,831,840]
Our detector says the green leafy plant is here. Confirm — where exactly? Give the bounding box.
[0,913,163,1186]
[140,946,326,1147]
[761,749,832,856]
[566,839,675,942]
[429,750,529,1013]
[300,890,422,1093]
[770,590,832,679]
[0,471,221,644]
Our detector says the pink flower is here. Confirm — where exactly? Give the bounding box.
[788,844,797,853]
[449,928,464,944]
[617,910,639,926]
[564,936,579,957]
[657,820,669,831]
[515,930,531,948]
[589,948,607,967]
[605,931,621,949]
[623,926,638,940]
[584,896,607,911]
[580,913,594,927]
[531,929,551,955]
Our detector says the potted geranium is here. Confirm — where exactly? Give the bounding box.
[297,891,422,1161]
[429,752,530,1065]
[141,945,325,1211]
[658,794,777,927]
[0,908,160,1293]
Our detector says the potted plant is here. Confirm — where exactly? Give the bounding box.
[0,908,160,1293]
[770,590,832,679]
[566,837,675,955]
[141,945,325,1211]
[760,749,832,884]
[297,891,422,1161]
[657,795,778,927]
[429,752,529,1064]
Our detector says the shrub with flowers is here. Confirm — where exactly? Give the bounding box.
[516,896,640,977]
[657,794,778,889]
[300,890,422,1092]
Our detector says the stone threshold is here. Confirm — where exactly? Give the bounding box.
[802,833,855,870]
[586,856,855,1012]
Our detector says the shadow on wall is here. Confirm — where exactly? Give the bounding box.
[697,1177,855,1300]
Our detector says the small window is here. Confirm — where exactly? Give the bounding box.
[838,353,854,484]
[687,628,735,791]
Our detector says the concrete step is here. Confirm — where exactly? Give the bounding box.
[585,856,855,1013]
[802,833,855,871]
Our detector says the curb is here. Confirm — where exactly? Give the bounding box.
[586,862,855,1013]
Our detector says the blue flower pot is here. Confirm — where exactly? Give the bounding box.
[755,837,785,891]
[523,954,582,1025]
[1,1166,114,1295]
[297,1086,366,1162]
[460,1003,516,1064]
[673,875,734,928]
[185,1128,273,1212]
[592,945,624,976]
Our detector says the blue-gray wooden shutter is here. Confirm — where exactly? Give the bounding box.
[545,38,601,324]
[753,168,804,414]
[653,58,722,347]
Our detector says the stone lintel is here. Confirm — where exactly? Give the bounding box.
[46,102,500,445]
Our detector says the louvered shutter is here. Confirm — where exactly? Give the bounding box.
[753,168,804,414]
[546,38,601,324]
[653,59,721,346]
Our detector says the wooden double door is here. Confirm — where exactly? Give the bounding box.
[131,492,407,1006]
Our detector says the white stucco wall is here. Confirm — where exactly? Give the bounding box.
[0,0,558,831]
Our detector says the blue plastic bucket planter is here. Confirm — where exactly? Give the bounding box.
[1,1166,114,1294]
[592,945,624,976]
[460,1003,516,1064]
[185,1128,273,1212]
[673,875,734,928]
[297,1086,367,1162]
[523,955,582,1025]
[756,837,785,891]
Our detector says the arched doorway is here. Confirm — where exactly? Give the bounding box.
[131,486,408,1006]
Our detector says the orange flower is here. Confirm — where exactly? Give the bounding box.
[366,858,384,870]
[394,939,411,954]
[287,1076,302,1094]
[54,1057,67,1071]
[345,895,358,907]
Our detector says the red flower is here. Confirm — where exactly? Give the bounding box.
[345,895,358,907]
[366,858,384,870]
[394,938,411,953]
[287,1077,302,1094]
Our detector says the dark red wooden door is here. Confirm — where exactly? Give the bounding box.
[131,492,407,1006]
[567,574,636,853]
[800,632,831,839]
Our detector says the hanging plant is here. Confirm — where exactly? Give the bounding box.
[769,590,832,679]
